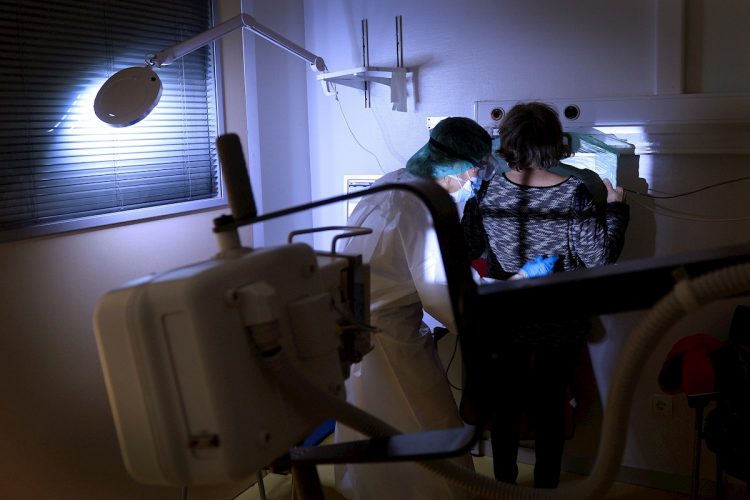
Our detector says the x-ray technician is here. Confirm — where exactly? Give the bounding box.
[334,117,494,500]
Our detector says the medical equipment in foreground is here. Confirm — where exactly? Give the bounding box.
[92,133,373,485]
[94,133,750,498]
[94,239,371,484]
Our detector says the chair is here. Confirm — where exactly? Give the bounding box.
[678,305,750,500]
[659,333,723,499]
[686,392,720,500]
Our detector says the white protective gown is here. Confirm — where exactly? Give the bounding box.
[334,168,472,500]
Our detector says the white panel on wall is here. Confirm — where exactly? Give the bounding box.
[344,174,382,218]
[476,93,750,154]
[476,94,750,128]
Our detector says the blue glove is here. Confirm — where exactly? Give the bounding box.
[517,255,558,279]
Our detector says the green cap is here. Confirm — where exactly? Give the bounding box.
[406,117,492,179]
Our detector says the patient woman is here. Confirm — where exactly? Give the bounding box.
[461,101,629,488]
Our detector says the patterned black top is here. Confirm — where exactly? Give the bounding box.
[461,171,630,346]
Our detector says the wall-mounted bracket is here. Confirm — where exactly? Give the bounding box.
[317,16,409,111]
[318,66,409,111]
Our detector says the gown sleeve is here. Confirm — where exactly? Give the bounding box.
[398,192,459,332]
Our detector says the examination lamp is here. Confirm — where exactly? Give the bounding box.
[94,13,327,127]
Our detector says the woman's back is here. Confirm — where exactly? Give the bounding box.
[475,172,610,276]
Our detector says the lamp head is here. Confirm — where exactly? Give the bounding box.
[310,56,326,72]
[94,66,163,127]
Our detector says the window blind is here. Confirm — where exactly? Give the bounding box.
[0,0,222,240]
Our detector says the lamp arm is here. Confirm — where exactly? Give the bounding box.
[150,13,326,72]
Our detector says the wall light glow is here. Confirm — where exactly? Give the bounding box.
[592,126,645,136]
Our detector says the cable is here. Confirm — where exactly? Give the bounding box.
[620,174,750,222]
[445,332,462,391]
[623,174,750,199]
[331,84,386,173]
[256,471,267,500]
[627,196,750,223]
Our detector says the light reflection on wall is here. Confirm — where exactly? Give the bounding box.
[634,154,653,189]
[592,125,654,156]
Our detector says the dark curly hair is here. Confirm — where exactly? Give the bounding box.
[497,102,570,171]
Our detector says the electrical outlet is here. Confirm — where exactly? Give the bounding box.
[651,394,673,417]
[427,116,448,129]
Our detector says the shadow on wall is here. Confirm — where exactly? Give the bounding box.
[618,154,655,261]
[562,154,656,474]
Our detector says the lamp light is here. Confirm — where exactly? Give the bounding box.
[94,13,327,127]
[94,66,163,127]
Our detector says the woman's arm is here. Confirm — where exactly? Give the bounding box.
[571,181,629,267]
[602,178,630,263]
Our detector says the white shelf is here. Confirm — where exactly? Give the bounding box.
[317,66,406,89]
[318,66,409,111]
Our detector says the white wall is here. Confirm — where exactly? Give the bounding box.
[241,0,315,247]
[300,0,750,492]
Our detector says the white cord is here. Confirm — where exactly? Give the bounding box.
[259,262,750,499]
[673,278,701,312]
[333,90,386,173]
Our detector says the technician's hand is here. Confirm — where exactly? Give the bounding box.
[514,255,559,279]
[603,178,626,203]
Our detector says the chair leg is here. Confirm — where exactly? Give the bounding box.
[691,405,703,500]
[715,452,724,500]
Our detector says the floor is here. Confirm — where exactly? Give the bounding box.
[234,442,692,500]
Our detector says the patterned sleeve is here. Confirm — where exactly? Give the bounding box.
[604,202,630,263]
[570,184,629,267]
[460,196,486,261]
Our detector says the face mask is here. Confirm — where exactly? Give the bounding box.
[470,176,481,192]
[448,175,474,204]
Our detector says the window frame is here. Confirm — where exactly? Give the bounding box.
[0,0,227,243]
